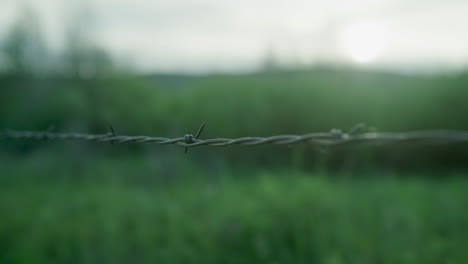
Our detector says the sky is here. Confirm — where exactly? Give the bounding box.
[1,0,468,73]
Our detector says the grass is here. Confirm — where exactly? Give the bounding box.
[1,68,467,263]
[2,69,467,170]
[1,155,467,264]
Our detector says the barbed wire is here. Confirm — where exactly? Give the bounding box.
[1,123,468,150]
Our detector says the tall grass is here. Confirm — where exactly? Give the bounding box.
[1,154,467,264]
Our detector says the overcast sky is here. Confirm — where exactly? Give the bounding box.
[1,0,468,73]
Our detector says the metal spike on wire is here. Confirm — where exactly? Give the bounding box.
[109,125,116,145]
[1,123,468,150]
[184,122,206,154]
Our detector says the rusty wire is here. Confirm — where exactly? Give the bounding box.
[1,123,468,149]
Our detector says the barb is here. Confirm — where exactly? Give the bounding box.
[185,122,206,154]
[347,123,366,135]
[109,125,116,145]
[1,125,468,149]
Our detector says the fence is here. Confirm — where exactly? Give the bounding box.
[2,123,467,153]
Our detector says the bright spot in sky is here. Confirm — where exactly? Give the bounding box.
[340,21,387,64]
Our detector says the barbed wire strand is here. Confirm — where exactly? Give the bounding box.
[1,123,468,149]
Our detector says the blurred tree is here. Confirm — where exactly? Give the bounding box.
[262,45,282,72]
[1,8,49,76]
[61,7,113,79]
[60,5,115,132]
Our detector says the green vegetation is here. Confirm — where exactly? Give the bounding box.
[2,69,468,169]
[1,69,468,263]
[1,7,467,264]
[1,154,467,264]
[3,70,468,134]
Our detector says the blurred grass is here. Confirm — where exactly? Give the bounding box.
[2,69,468,169]
[1,153,467,264]
[2,69,468,134]
[1,69,468,263]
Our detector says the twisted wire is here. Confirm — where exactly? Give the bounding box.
[1,127,467,148]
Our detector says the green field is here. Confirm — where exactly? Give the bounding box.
[2,9,468,263]
[2,69,468,170]
[1,154,467,264]
[2,67,468,264]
